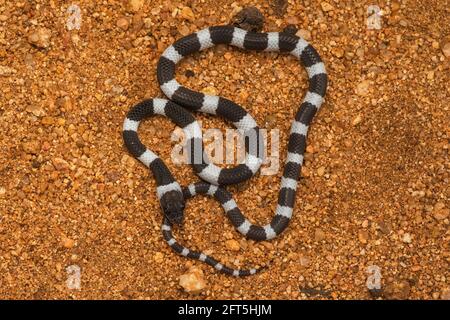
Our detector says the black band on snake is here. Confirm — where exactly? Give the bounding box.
[122,26,327,276]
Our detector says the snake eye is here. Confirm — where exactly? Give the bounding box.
[160,190,185,225]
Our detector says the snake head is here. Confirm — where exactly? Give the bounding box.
[160,190,185,225]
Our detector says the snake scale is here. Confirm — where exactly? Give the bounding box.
[123,25,327,276]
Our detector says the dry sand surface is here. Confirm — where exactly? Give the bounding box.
[0,0,449,299]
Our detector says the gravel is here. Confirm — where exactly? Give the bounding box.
[0,0,448,300]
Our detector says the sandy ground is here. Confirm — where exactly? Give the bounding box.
[0,0,448,299]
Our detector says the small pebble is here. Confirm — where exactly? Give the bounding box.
[111,85,124,96]
[63,238,75,249]
[356,80,371,96]
[225,239,240,251]
[52,157,70,171]
[201,86,217,95]
[402,233,412,243]
[352,115,362,126]
[179,266,207,294]
[154,252,164,263]
[179,7,195,21]
[299,255,311,267]
[317,166,325,176]
[306,145,315,153]
[332,47,345,58]
[358,230,369,244]
[128,0,144,12]
[442,42,450,58]
[433,202,448,220]
[28,28,52,49]
[116,17,129,31]
[321,2,334,12]
[285,16,299,25]
[314,228,326,242]
[131,14,144,33]
[296,29,311,40]
[178,25,190,36]
[239,90,249,101]
[224,52,233,60]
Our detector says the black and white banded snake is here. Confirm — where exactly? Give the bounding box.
[123,26,327,277]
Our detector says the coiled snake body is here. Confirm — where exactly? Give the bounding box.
[123,26,327,276]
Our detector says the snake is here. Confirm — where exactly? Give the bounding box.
[122,26,327,276]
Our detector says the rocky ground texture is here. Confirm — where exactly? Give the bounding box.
[0,0,448,299]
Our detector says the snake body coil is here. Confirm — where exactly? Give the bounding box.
[123,26,327,276]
